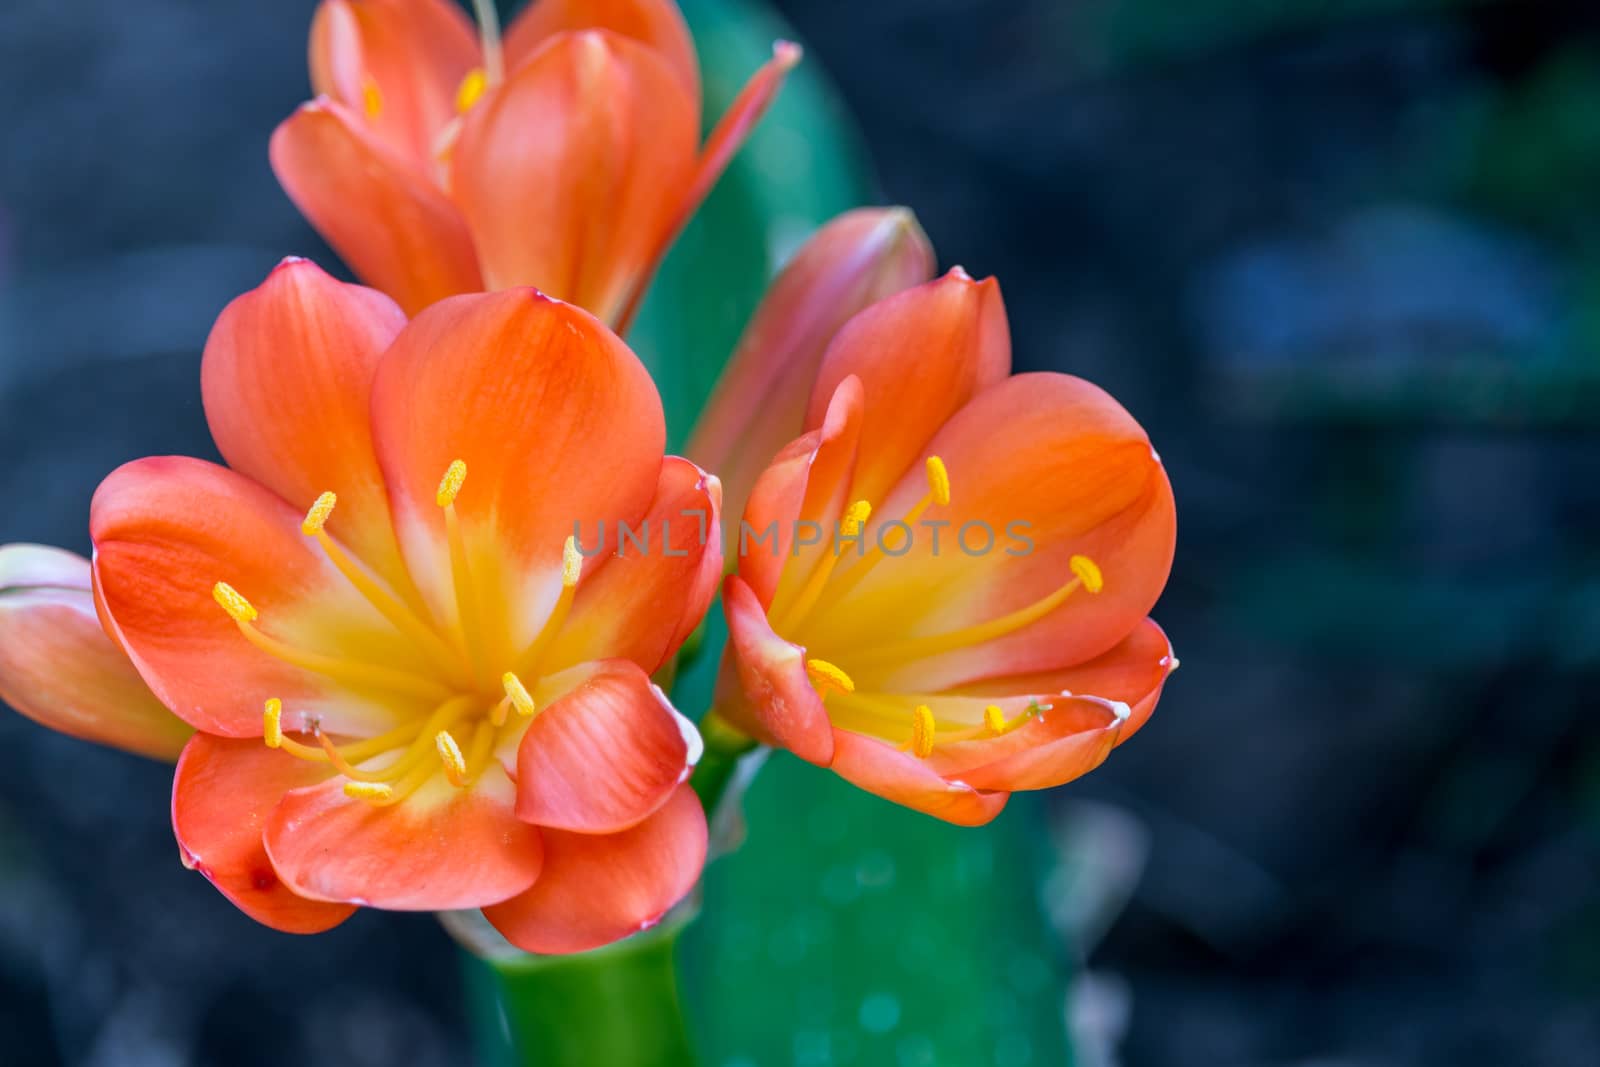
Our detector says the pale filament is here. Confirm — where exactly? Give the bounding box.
[786,459,1102,759]
[301,492,474,686]
[228,456,582,806]
[471,0,505,86]
[790,456,952,630]
[214,583,452,701]
[842,554,1102,671]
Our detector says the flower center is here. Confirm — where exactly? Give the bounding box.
[211,459,582,805]
[773,455,1108,758]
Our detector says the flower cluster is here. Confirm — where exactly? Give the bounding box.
[0,0,1175,954]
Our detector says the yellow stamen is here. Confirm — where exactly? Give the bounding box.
[437,459,494,688]
[456,66,488,113]
[983,704,1007,736]
[513,539,581,675]
[925,456,951,507]
[805,658,855,697]
[301,491,337,535]
[344,781,393,802]
[847,554,1106,670]
[212,581,257,623]
[799,463,951,624]
[227,613,452,700]
[503,672,536,717]
[436,729,468,787]
[562,535,583,588]
[840,499,872,538]
[361,76,383,119]
[310,695,475,783]
[263,698,283,749]
[302,490,471,684]
[910,704,936,758]
[436,459,468,508]
[1070,554,1104,594]
[774,499,874,629]
[212,586,450,699]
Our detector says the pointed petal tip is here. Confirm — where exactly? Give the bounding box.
[773,40,803,67]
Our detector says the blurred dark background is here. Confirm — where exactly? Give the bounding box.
[3,0,1599,1064]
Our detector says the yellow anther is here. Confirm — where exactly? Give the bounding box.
[212,581,258,624]
[562,535,583,588]
[456,66,488,113]
[361,76,383,119]
[983,704,1007,736]
[435,729,468,786]
[502,672,536,717]
[436,459,468,508]
[805,658,855,697]
[925,456,951,507]
[344,781,393,802]
[841,499,872,538]
[301,491,337,535]
[263,698,284,749]
[911,704,936,758]
[1069,554,1104,594]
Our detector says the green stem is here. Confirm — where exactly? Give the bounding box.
[689,709,758,816]
[468,922,699,1067]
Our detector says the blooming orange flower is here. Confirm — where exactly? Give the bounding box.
[715,269,1177,825]
[80,258,720,950]
[271,0,798,324]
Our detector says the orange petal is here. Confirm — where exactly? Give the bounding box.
[271,99,483,315]
[820,372,1174,691]
[687,208,935,532]
[484,783,706,954]
[736,375,863,609]
[201,258,411,587]
[827,727,1009,827]
[802,267,1011,506]
[369,288,665,653]
[451,31,698,322]
[172,733,354,934]
[503,0,698,97]
[613,40,801,332]
[309,0,480,167]
[515,659,699,833]
[548,456,723,674]
[971,617,1177,744]
[0,545,191,761]
[90,457,423,738]
[719,574,834,765]
[926,696,1125,793]
[264,760,542,910]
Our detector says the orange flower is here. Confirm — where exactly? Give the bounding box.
[271,0,799,324]
[715,269,1177,825]
[79,258,720,950]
